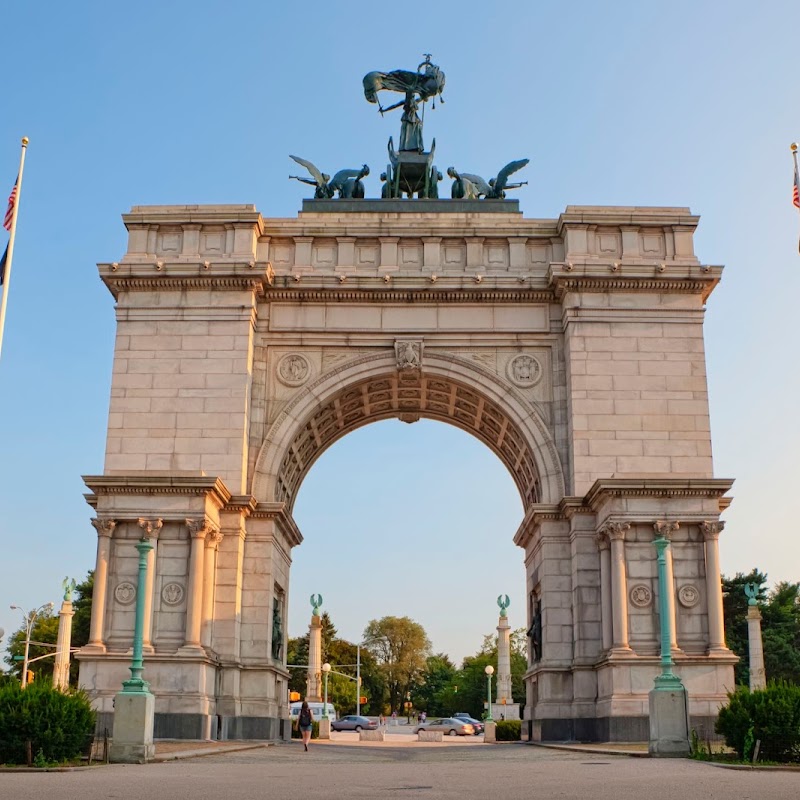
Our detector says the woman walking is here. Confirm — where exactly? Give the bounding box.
[296,700,314,752]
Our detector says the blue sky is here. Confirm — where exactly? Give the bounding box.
[1,0,799,663]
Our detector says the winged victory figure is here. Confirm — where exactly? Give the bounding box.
[289,155,370,199]
[452,158,530,199]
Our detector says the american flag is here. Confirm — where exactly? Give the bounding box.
[794,159,800,209]
[3,177,17,231]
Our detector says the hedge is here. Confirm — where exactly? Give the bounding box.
[715,682,800,762]
[494,720,521,741]
[0,681,96,765]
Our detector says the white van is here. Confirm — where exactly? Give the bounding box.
[289,701,337,722]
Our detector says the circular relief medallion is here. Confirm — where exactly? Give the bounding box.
[114,581,136,605]
[629,584,653,608]
[678,584,700,608]
[277,354,311,387]
[162,582,185,606]
[506,354,542,388]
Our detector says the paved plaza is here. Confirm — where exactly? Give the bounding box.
[2,740,796,800]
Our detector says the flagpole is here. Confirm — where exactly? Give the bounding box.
[0,136,29,362]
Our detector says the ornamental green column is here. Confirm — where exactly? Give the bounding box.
[110,529,157,763]
[648,524,690,756]
[123,538,154,692]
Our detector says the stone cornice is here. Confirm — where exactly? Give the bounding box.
[557,205,699,230]
[250,502,303,547]
[123,204,263,229]
[549,264,722,303]
[83,473,232,509]
[262,288,554,304]
[584,478,734,511]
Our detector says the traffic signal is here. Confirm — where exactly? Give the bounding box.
[289,691,301,702]
[26,670,34,685]
[359,696,367,704]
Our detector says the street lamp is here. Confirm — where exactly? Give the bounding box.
[10,602,55,687]
[322,662,331,719]
[484,665,495,722]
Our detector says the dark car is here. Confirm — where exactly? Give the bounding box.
[331,715,378,732]
[452,713,484,734]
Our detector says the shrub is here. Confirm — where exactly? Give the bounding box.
[0,681,96,765]
[494,719,521,741]
[291,720,320,739]
[716,682,800,762]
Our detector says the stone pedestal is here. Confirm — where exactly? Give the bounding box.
[307,615,322,702]
[110,691,155,763]
[53,599,74,691]
[496,614,513,705]
[747,606,766,690]
[491,702,520,721]
[648,687,690,757]
[318,717,331,739]
[484,722,497,743]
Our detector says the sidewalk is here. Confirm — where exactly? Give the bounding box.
[154,740,271,761]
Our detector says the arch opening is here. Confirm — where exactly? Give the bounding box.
[267,369,549,514]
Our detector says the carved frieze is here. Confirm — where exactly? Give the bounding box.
[162,582,185,606]
[678,584,700,608]
[114,582,136,605]
[277,353,311,387]
[395,340,423,371]
[506,354,542,388]
[629,584,653,608]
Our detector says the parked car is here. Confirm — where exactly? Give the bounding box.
[414,717,475,736]
[331,715,377,732]
[452,713,484,734]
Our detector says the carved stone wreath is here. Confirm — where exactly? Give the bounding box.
[678,584,700,608]
[162,582,185,606]
[629,584,653,608]
[277,353,311,387]
[114,581,136,605]
[506,354,542,388]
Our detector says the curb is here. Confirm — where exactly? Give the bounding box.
[153,742,272,762]
[704,762,800,773]
[527,742,650,758]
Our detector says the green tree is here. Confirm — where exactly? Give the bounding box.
[363,616,431,713]
[722,570,800,686]
[413,653,456,715]
[4,613,59,683]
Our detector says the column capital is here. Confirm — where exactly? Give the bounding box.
[205,527,224,548]
[700,520,725,540]
[91,517,117,538]
[653,520,680,539]
[600,520,630,541]
[186,517,215,539]
[595,531,610,551]
[138,517,163,539]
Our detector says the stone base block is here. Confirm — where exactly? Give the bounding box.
[110,691,155,764]
[418,730,443,742]
[491,703,520,721]
[319,718,331,739]
[484,722,496,743]
[359,729,385,741]
[649,687,690,757]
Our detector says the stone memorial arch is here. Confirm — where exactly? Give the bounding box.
[78,198,735,742]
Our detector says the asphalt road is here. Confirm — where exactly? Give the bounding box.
[1,741,796,800]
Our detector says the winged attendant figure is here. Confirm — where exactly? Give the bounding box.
[451,159,530,199]
[289,155,370,199]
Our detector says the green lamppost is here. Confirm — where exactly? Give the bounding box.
[648,528,689,756]
[122,538,154,693]
[484,665,494,721]
[322,662,331,719]
[653,536,683,691]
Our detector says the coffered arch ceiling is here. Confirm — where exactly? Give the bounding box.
[252,355,564,514]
